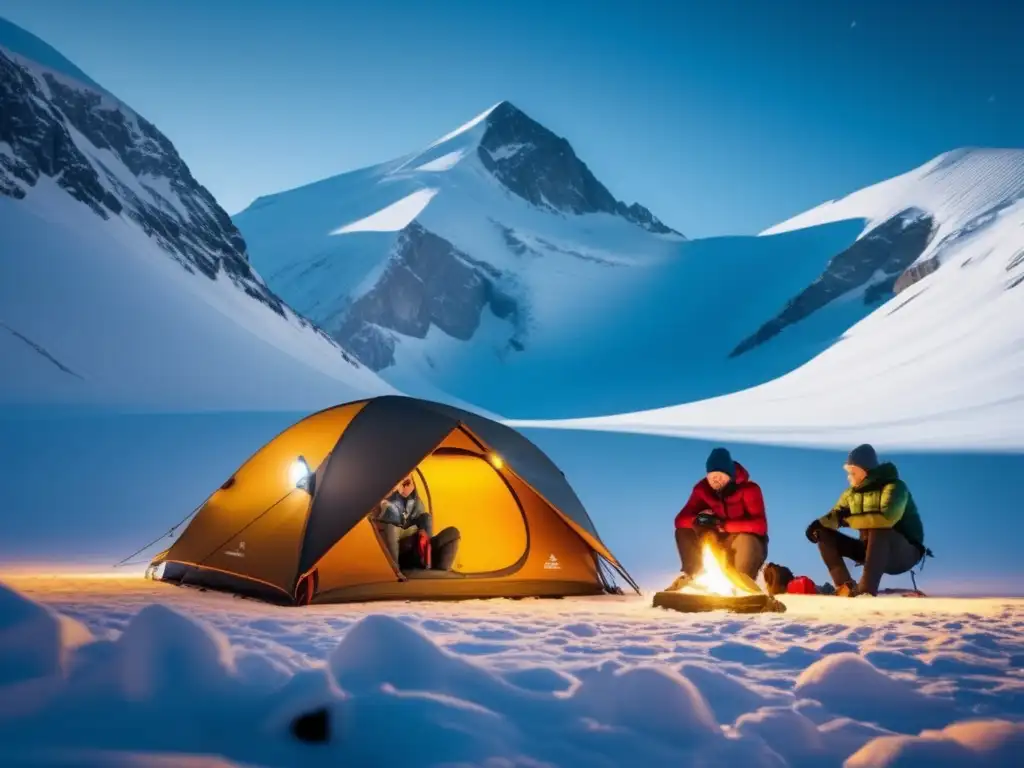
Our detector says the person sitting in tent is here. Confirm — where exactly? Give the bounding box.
[668,447,769,587]
[376,474,461,573]
[804,444,928,597]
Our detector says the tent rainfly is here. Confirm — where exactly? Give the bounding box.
[148,396,638,605]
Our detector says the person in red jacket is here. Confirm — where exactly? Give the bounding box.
[671,447,769,583]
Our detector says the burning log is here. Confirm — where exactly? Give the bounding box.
[652,539,786,614]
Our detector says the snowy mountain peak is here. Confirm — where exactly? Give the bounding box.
[0,16,104,92]
[474,101,680,235]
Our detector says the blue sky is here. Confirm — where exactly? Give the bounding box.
[1,0,1021,236]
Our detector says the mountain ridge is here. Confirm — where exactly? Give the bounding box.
[0,20,392,410]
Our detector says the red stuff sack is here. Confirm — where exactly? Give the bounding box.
[787,576,818,595]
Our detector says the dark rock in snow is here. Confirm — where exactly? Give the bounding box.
[291,707,331,743]
[334,222,525,370]
[732,209,935,357]
[478,101,681,236]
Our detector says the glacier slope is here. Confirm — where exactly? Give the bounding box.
[511,170,1024,449]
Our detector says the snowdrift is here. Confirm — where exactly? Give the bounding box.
[2,576,1022,767]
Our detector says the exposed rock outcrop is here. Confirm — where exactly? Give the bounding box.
[478,101,681,236]
[334,223,525,369]
[732,209,935,357]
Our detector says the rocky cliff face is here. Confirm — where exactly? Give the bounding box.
[334,223,525,369]
[478,102,680,236]
[732,209,935,357]
[0,47,332,330]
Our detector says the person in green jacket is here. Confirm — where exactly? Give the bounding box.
[805,444,926,597]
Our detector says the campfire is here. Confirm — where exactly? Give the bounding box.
[653,539,786,614]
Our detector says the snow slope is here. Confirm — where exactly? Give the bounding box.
[1,574,1022,767]
[764,149,1024,266]
[0,23,391,411]
[237,102,871,419]
[510,151,1024,450]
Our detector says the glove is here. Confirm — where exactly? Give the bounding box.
[694,512,721,531]
[805,519,825,543]
[836,508,851,527]
[378,499,404,526]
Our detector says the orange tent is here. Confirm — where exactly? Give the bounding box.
[149,396,637,604]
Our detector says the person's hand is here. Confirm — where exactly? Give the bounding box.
[805,519,825,543]
[836,509,851,527]
[694,512,721,531]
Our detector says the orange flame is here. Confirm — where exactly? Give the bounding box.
[677,540,760,597]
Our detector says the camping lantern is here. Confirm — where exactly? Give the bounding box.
[290,456,314,493]
[488,452,504,470]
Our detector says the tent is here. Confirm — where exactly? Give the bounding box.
[148,395,638,605]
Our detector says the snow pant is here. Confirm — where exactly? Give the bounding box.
[675,527,767,579]
[380,514,461,571]
[816,527,922,595]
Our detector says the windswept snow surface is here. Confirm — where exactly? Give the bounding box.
[329,187,439,234]
[236,104,867,419]
[0,178,392,412]
[512,156,1024,450]
[764,149,1024,267]
[1,575,1022,767]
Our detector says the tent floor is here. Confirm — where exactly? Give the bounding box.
[400,569,465,580]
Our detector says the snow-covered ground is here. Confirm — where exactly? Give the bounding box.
[0,574,1021,767]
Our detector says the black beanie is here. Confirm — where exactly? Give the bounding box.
[846,443,879,471]
[705,447,735,478]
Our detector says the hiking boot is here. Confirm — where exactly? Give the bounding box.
[836,581,860,597]
[665,572,691,592]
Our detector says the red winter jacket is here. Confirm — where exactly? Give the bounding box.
[674,462,768,536]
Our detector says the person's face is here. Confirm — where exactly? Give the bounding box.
[706,471,731,491]
[844,464,867,487]
[397,475,415,497]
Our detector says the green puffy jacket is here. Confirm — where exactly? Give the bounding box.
[818,462,925,550]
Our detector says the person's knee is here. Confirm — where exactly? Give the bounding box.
[731,534,765,567]
[435,526,460,546]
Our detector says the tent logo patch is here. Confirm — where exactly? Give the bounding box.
[544,554,560,570]
[225,541,246,558]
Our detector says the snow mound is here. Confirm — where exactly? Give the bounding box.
[845,718,1024,768]
[795,652,955,733]
[572,663,718,742]
[115,604,236,702]
[330,188,439,234]
[0,581,91,687]
[328,613,511,699]
[678,662,776,723]
[2,578,1023,767]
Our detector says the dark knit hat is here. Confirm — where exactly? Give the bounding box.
[846,443,879,471]
[705,447,735,478]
